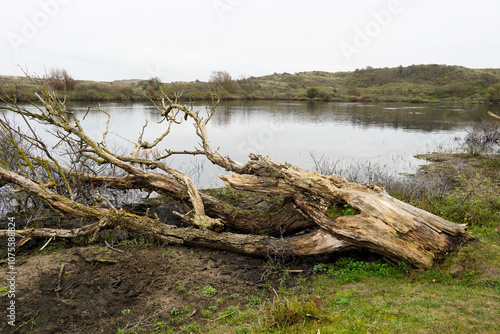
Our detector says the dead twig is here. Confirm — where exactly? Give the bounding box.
[39,236,54,251]
[488,111,500,120]
[209,310,235,322]
[54,263,65,298]
[105,240,125,253]
[16,236,32,248]
[11,310,40,333]
[121,307,171,332]
[90,218,110,243]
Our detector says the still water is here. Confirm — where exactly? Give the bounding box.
[20,101,500,188]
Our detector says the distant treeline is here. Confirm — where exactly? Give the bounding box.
[2,64,500,103]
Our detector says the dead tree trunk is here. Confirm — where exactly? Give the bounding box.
[220,155,466,268]
[0,83,467,268]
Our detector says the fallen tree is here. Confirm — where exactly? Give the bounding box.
[0,82,467,268]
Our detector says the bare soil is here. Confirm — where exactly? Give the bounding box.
[1,240,315,334]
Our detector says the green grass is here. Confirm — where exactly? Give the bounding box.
[313,258,410,284]
[198,151,500,334]
[201,285,218,296]
[201,246,499,333]
[205,283,498,333]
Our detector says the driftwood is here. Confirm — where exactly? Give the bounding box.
[0,84,467,268]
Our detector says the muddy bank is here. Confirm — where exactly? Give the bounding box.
[0,242,317,334]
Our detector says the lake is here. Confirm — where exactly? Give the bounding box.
[12,101,499,188]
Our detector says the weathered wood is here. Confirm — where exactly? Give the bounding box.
[2,152,466,267]
[41,164,314,236]
[0,89,469,269]
[1,213,352,258]
[220,155,467,268]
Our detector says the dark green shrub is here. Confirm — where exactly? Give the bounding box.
[486,83,500,102]
[306,87,319,99]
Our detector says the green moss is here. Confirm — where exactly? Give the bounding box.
[326,203,360,219]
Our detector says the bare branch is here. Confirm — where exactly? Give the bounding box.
[0,78,469,268]
[93,105,111,149]
[489,111,500,120]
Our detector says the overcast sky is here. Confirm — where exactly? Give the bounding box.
[1,0,499,82]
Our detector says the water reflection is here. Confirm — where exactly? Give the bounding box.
[206,101,494,133]
[9,101,499,188]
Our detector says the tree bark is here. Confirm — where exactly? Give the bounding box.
[219,154,467,268]
[1,154,467,268]
[0,211,351,258]
[42,164,315,236]
[0,88,468,269]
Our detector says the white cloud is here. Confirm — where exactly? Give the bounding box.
[1,0,499,82]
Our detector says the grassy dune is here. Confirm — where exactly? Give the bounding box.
[3,64,500,103]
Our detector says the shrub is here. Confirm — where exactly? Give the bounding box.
[46,68,76,91]
[463,120,500,154]
[306,87,319,99]
[486,83,500,103]
[318,89,332,100]
[209,70,239,93]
